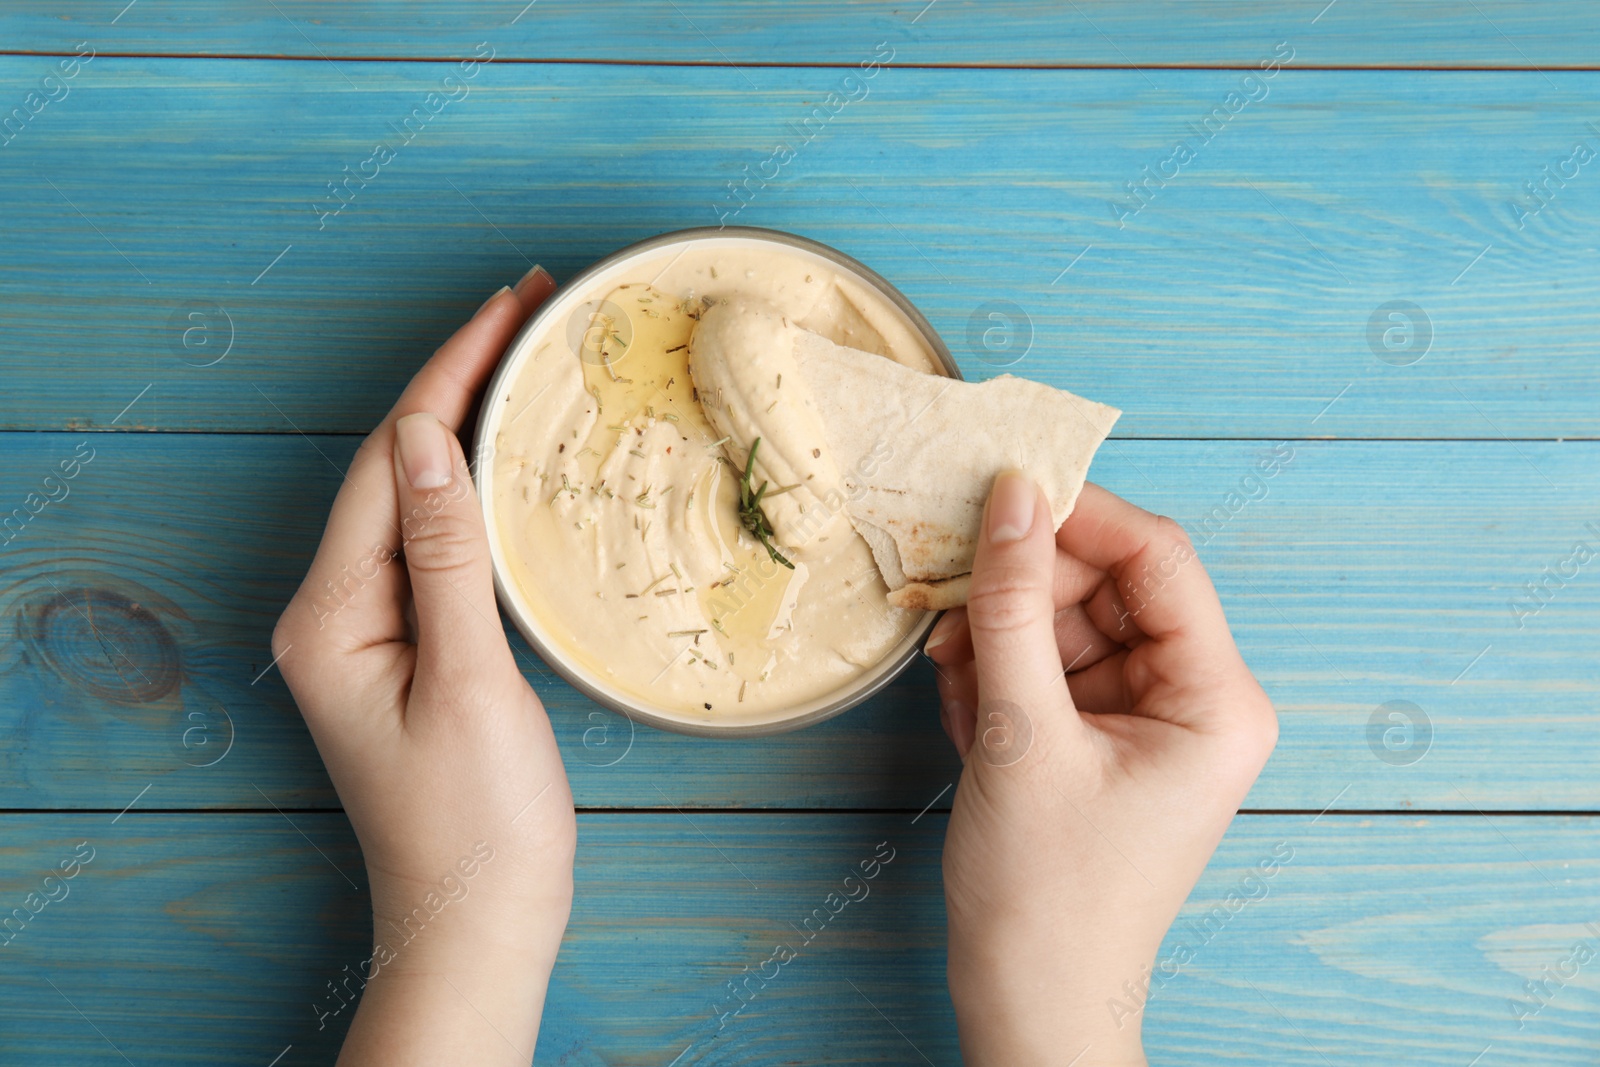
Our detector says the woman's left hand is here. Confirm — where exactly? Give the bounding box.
[273,268,576,1065]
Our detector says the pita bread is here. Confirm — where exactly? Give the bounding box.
[791,330,1120,610]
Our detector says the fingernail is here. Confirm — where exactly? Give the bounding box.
[987,470,1036,544]
[395,412,453,490]
[515,263,552,297]
[476,284,511,315]
[923,613,957,653]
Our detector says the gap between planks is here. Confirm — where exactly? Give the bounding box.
[1,50,1598,73]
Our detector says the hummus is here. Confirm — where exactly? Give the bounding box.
[489,241,943,722]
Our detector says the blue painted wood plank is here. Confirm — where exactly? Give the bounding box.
[1,60,1598,437]
[0,431,961,812]
[0,813,1595,1064]
[2,433,1595,811]
[4,1,1599,67]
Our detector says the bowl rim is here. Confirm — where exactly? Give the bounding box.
[473,225,962,738]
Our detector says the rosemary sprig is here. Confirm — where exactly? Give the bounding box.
[738,437,794,570]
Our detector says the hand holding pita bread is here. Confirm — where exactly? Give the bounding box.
[925,473,1278,1065]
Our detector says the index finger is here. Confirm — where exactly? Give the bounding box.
[388,268,558,435]
[1056,482,1233,653]
[282,271,556,650]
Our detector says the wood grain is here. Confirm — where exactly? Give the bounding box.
[3,432,1594,812]
[3,11,1596,1061]
[1,813,1595,1064]
[4,1,1599,68]
[2,61,1598,437]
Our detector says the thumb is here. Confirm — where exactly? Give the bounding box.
[392,411,510,686]
[964,470,1076,765]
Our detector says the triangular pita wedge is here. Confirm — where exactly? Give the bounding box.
[792,331,1120,611]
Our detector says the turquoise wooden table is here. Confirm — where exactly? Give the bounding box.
[3,2,1599,1062]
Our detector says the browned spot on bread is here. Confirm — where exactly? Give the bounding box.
[888,573,972,612]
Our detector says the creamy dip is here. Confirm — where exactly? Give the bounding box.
[488,240,943,723]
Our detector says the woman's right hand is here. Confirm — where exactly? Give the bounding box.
[925,473,1278,1065]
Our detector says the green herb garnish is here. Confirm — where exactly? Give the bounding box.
[738,437,794,570]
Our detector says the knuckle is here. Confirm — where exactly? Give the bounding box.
[1225,691,1280,770]
[964,563,1052,636]
[1251,698,1280,755]
[401,506,484,574]
[351,427,392,467]
[270,611,298,662]
[1152,514,1194,555]
[270,604,317,687]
